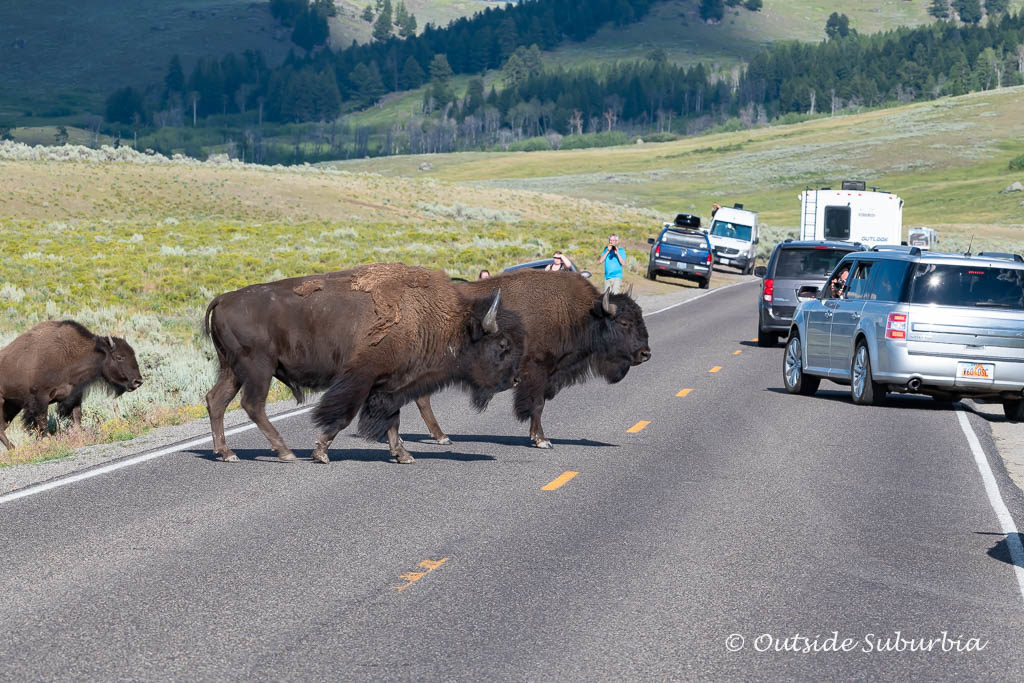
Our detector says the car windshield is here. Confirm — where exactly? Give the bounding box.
[661,231,707,249]
[710,220,752,242]
[908,263,1024,310]
[774,247,853,279]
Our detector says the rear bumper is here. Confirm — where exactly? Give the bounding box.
[650,258,711,280]
[874,343,1024,396]
[759,304,794,333]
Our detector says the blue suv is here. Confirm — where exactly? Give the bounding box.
[646,227,713,288]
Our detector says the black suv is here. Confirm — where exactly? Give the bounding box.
[754,239,866,346]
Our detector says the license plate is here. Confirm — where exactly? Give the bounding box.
[957,362,995,381]
[676,262,691,270]
[719,257,731,264]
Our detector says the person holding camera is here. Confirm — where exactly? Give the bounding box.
[599,234,626,294]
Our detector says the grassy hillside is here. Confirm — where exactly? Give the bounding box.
[328,87,1024,250]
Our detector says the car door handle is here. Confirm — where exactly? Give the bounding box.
[851,312,861,320]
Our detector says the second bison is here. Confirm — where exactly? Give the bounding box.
[0,320,144,450]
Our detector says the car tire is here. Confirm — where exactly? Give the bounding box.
[646,267,656,281]
[699,278,710,289]
[1004,399,1024,423]
[783,333,819,396]
[757,327,779,347]
[744,260,754,275]
[851,341,885,406]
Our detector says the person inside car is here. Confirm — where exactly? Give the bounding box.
[828,265,850,298]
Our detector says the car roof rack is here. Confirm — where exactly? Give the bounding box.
[977,251,1024,262]
[870,245,920,255]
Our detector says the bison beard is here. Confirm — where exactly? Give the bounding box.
[204,264,523,464]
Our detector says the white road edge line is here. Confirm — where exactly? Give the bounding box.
[0,406,316,505]
[644,279,754,317]
[2,278,754,505]
[956,409,1024,604]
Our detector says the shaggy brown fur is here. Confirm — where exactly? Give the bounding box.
[0,320,143,450]
[414,269,650,448]
[203,263,525,464]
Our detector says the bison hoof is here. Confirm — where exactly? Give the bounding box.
[435,436,451,446]
[220,451,239,462]
[311,448,330,464]
[277,451,297,462]
[534,439,553,449]
[395,452,415,464]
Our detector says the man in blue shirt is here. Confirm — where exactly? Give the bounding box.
[599,234,625,294]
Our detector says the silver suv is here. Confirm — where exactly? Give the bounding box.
[783,247,1024,421]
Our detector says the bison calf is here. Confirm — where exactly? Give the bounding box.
[204,263,524,464]
[0,320,144,450]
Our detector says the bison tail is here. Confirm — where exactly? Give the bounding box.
[203,296,220,338]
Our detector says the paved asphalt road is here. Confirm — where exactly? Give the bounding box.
[2,281,1023,680]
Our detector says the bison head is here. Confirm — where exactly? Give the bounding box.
[460,290,525,409]
[590,288,651,384]
[97,335,144,395]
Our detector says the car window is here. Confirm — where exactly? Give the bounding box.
[661,231,707,249]
[866,259,909,302]
[908,264,1024,310]
[710,220,752,242]
[823,206,851,241]
[846,261,874,300]
[773,247,853,279]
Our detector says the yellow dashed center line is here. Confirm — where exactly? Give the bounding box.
[709,366,722,373]
[627,420,651,433]
[676,388,693,397]
[542,471,579,491]
[752,337,759,342]
[394,557,449,592]
[733,350,742,355]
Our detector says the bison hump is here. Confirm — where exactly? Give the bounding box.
[350,264,448,346]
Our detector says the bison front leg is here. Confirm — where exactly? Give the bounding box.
[205,365,242,462]
[514,374,552,449]
[529,404,552,449]
[414,395,451,445]
[386,420,415,464]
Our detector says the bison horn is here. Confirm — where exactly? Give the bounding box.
[602,290,618,317]
[482,289,501,334]
[106,335,115,349]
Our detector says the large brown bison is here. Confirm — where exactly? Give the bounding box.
[414,269,651,448]
[0,320,144,450]
[204,263,524,464]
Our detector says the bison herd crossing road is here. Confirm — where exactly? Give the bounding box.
[2,270,1023,680]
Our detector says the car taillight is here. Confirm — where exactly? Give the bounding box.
[886,313,908,339]
[706,252,713,265]
[763,278,774,302]
[655,244,661,257]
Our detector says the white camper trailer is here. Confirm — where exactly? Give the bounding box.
[798,181,903,246]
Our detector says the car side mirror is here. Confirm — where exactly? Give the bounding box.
[579,270,592,279]
[753,265,767,278]
[647,237,655,245]
[797,285,820,300]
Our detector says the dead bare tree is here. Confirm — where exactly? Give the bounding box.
[569,109,583,136]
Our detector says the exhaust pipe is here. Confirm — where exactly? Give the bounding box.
[906,378,922,392]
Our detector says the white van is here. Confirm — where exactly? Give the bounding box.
[798,181,903,246]
[907,226,938,250]
[707,204,759,274]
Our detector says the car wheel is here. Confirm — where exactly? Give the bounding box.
[646,267,656,281]
[783,334,819,396]
[744,261,754,275]
[851,342,885,406]
[757,327,779,347]
[699,278,710,289]
[1004,399,1024,423]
